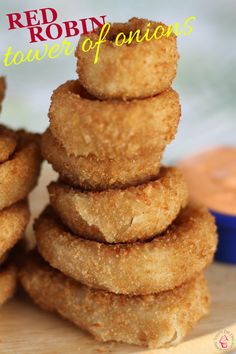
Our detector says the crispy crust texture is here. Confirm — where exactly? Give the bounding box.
[0,200,30,259]
[0,77,6,113]
[0,130,42,211]
[76,18,179,100]
[35,205,217,295]
[20,253,209,349]
[42,129,163,190]
[49,80,180,159]
[0,264,17,306]
[48,167,188,243]
[0,125,17,163]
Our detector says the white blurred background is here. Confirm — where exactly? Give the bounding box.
[0,0,236,163]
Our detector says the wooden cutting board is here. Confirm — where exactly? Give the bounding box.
[0,164,235,354]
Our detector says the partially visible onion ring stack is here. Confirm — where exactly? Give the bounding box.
[0,80,42,308]
[21,17,218,349]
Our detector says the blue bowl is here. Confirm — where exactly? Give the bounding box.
[210,209,236,264]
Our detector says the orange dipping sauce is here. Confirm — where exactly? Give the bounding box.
[179,146,236,216]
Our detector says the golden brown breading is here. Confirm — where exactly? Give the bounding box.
[0,130,42,211]
[35,205,217,295]
[0,200,30,259]
[49,80,180,159]
[76,18,179,100]
[0,264,17,306]
[0,125,17,163]
[42,129,163,190]
[20,253,209,349]
[48,167,188,243]
[0,77,6,113]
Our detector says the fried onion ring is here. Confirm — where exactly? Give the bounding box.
[76,18,179,100]
[0,130,42,211]
[35,205,217,295]
[20,253,209,349]
[49,80,180,159]
[48,167,188,243]
[42,129,163,190]
[0,77,6,113]
[0,125,17,163]
[0,200,30,259]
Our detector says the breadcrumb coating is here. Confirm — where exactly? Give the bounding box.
[76,18,179,100]
[48,167,188,243]
[42,129,163,190]
[20,253,209,349]
[35,204,217,295]
[0,129,42,211]
[49,80,180,159]
[0,200,30,260]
